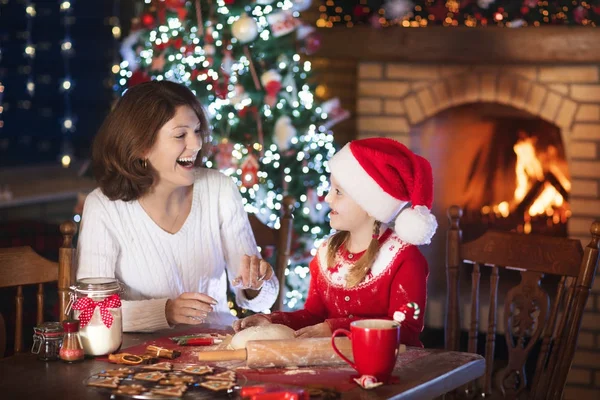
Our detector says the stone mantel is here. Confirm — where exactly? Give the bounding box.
[317,26,600,64]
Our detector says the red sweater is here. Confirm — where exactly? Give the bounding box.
[270,229,428,347]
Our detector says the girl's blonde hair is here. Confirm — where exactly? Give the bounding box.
[326,221,382,288]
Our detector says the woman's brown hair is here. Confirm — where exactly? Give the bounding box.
[92,80,210,201]
[326,221,382,288]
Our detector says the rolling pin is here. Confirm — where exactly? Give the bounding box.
[198,337,353,368]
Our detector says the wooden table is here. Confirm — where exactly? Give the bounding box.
[0,324,484,399]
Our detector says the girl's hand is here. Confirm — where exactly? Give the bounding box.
[232,255,274,290]
[165,292,217,326]
[294,322,332,339]
[232,314,272,332]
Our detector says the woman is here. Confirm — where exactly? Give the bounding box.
[76,81,278,332]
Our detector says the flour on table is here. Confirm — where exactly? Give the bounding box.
[230,324,295,349]
[283,369,316,375]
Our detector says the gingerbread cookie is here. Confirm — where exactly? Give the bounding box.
[114,384,145,396]
[199,380,235,391]
[181,365,213,375]
[133,371,166,382]
[152,385,187,397]
[159,374,195,385]
[97,368,134,378]
[87,378,120,389]
[205,370,236,381]
[141,361,173,371]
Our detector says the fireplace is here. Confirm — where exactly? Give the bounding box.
[411,102,571,242]
[314,26,600,398]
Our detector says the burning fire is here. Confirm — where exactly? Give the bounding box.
[482,135,571,233]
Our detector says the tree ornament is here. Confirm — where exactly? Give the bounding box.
[128,70,151,88]
[296,24,321,55]
[261,70,282,107]
[165,0,186,10]
[120,30,144,72]
[230,84,249,106]
[291,0,312,12]
[240,154,260,188]
[141,13,155,28]
[231,13,259,43]
[215,139,235,170]
[383,0,414,19]
[267,11,300,37]
[477,0,495,9]
[221,49,234,76]
[273,116,296,151]
[150,53,166,71]
[320,98,350,130]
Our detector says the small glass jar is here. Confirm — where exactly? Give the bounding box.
[59,319,84,363]
[68,277,123,356]
[31,322,64,361]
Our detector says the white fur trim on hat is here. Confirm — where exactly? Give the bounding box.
[395,205,438,245]
[329,145,406,223]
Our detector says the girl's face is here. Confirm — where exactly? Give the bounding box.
[325,176,373,232]
[145,105,203,190]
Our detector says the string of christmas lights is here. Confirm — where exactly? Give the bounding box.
[109,0,122,91]
[318,0,600,28]
[59,0,75,168]
[23,1,36,105]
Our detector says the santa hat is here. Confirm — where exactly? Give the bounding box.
[328,138,438,245]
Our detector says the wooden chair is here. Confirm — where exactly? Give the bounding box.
[0,221,77,357]
[444,205,600,400]
[248,195,295,312]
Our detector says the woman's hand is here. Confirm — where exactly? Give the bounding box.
[232,255,274,291]
[165,292,217,326]
[294,322,332,339]
[232,314,272,332]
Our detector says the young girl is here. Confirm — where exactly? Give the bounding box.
[234,137,437,347]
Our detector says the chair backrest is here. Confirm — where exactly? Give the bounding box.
[0,221,77,357]
[248,196,295,312]
[444,205,600,400]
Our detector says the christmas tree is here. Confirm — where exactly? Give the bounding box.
[116,0,349,311]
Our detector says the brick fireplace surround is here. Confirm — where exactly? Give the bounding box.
[319,27,600,398]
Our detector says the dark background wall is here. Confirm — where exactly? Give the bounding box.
[0,0,120,167]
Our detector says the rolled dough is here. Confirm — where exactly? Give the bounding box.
[230,324,296,349]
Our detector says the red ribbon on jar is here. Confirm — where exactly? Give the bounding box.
[72,294,121,328]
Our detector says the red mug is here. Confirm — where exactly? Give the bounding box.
[331,319,401,382]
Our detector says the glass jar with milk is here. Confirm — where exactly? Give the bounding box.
[67,278,123,356]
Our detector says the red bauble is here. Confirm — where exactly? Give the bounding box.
[303,32,321,55]
[353,5,367,18]
[141,13,155,28]
[128,70,151,87]
[164,0,186,10]
[264,81,282,97]
[224,0,235,4]
[240,155,259,188]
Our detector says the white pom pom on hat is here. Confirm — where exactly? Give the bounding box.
[328,138,438,245]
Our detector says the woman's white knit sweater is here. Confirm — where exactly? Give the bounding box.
[76,168,278,332]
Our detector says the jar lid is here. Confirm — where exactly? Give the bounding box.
[34,322,63,338]
[73,277,122,295]
[62,319,80,333]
